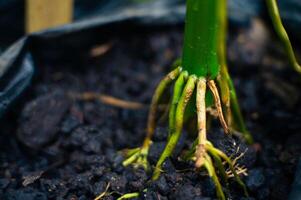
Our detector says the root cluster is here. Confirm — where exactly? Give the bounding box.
[123,67,248,199]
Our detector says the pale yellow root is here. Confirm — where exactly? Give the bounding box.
[195,78,207,168]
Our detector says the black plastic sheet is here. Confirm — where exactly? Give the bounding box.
[1,0,300,115]
[1,0,301,49]
[1,0,263,117]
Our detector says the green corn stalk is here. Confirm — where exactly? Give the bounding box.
[123,0,250,199]
[182,0,220,78]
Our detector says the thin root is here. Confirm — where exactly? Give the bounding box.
[208,80,229,134]
[144,67,181,148]
[94,182,111,200]
[70,92,167,110]
[206,142,249,197]
[225,148,248,177]
[72,92,145,109]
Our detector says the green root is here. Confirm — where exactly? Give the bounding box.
[209,148,228,185]
[146,67,182,139]
[122,67,181,169]
[153,75,197,180]
[117,192,140,200]
[168,71,188,138]
[122,146,149,170]
[204,154,226,200]
[266,0,301,74]
[228,78,253,144]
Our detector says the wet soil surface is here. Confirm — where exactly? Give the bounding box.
[0,23,301,200]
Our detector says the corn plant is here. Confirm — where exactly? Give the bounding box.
[122,0,300,199]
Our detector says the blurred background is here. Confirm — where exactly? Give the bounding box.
[0,0,300,51]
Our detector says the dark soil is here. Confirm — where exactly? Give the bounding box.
[0,21,301,200]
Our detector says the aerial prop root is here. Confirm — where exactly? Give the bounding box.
[122,67,182,170]
[152,74,197,180]
[121,66,249,199]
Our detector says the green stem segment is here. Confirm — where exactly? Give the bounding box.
[266,0,301,73]
[182,0,220,78]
